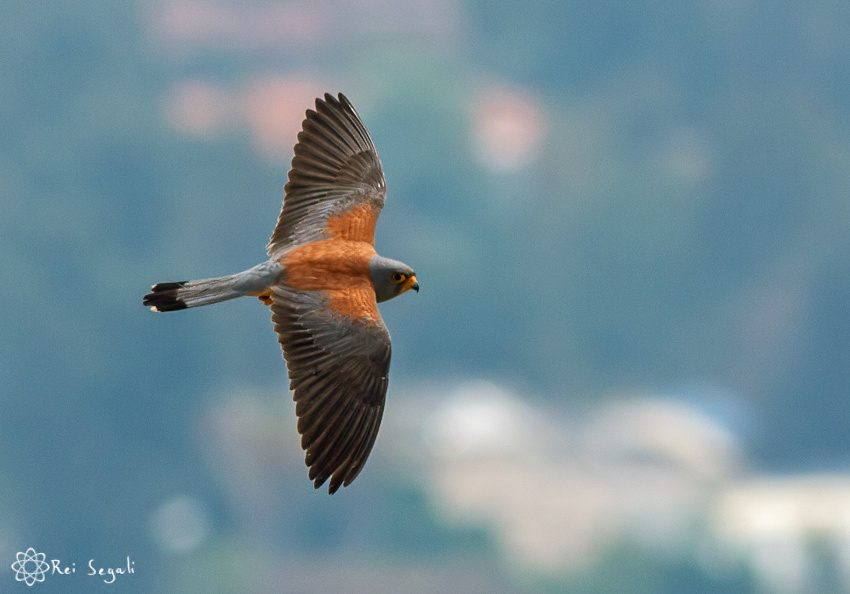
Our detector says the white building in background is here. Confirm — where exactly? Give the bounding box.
[712,476,850,593]
[408,382,740,572]
[392,381,850,592]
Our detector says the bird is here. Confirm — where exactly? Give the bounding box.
[144,93,418,494]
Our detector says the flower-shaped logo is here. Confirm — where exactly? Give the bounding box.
[11,548,49,586]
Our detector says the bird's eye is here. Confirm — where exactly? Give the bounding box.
[392,273,406,283]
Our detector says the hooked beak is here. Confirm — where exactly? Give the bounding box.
[406,275,419,293]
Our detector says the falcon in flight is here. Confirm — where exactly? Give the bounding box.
[144,93,418,494]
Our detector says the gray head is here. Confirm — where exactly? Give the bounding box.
[369,255,419,303]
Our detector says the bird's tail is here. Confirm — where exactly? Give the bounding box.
[144,262,282,312]
[143,276,243,311]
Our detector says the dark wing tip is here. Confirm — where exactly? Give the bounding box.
[302,402,372,494]
[315,476,336,494]
[321,92,347,105]
[143,281,188,312]
[302,402,383,495]
[315,92,362,134]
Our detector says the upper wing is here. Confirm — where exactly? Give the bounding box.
[267,93,386,257]
[271,284,391,493]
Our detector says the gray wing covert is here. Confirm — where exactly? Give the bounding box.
[267,93,386,256]
[271,285,391,493]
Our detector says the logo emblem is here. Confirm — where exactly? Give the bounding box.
[11,548,49,586]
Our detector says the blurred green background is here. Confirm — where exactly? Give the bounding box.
[2,0,850,592]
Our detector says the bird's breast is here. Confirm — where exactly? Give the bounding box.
[280,239,377,292]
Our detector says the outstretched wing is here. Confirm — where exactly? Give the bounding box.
[267,93,386,257]
[271,284,391,493]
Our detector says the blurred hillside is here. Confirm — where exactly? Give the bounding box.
[2,0,850,592]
